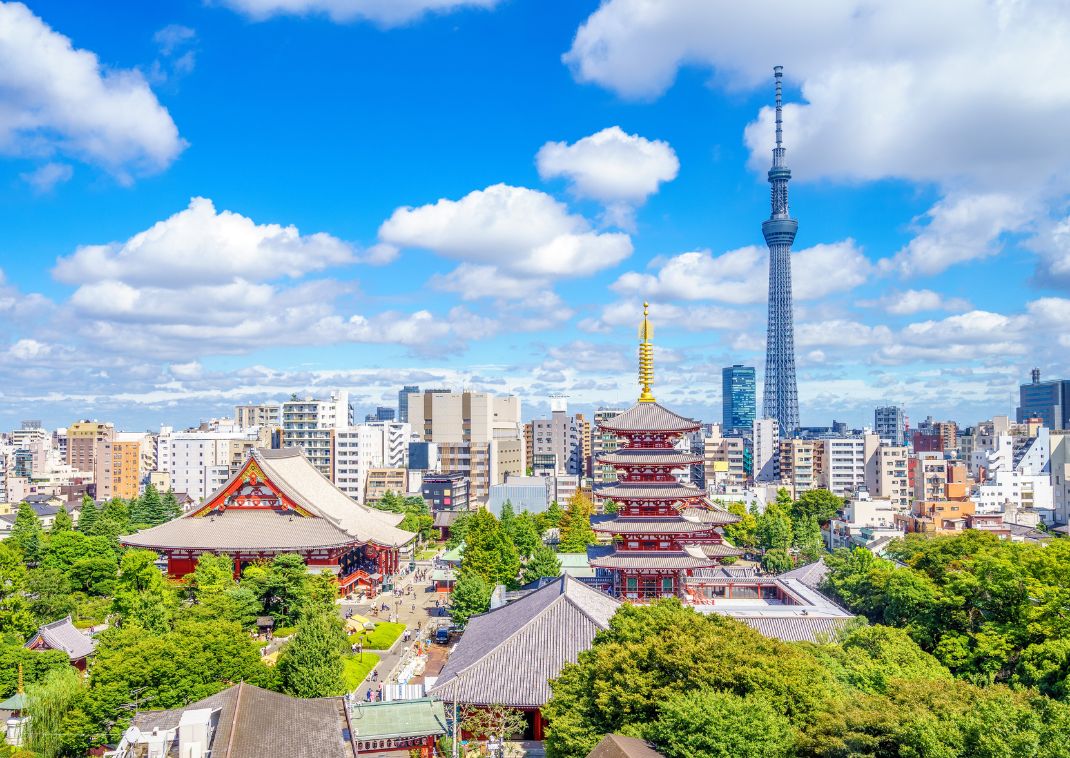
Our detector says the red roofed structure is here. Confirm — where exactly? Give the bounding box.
[121,448,416,597]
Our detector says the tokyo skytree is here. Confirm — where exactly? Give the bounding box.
[761,66,800,437]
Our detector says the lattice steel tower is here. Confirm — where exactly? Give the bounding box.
[761,65,800,437]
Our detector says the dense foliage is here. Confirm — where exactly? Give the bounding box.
[823,531,1070,692]
[543,599,1070,758]
[374,491,434,541]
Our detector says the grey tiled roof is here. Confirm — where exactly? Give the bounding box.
[26,616,95,661]
[122,510,357,551]
[597,403,700,433]
[778,558,830,588]
[428,575,620,707]
[596,481,706,501]
[680,506,742,525]
[591,516,717,535]
[596,450,702,466]
[587,550,718,570]
[123,448,417,552]
[736,616,851,643]
[588,734,666,758]
[697,543,747,557]
[131,683,357,758]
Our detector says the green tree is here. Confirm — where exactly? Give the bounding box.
[277,610,347,698]
[460,510,520,588]
[645,690,794,758]
[0,543,36,638]
[558,492,597,553]
[91,498,131,540]
[756,499,793,573]
[511,512,542,558]
[137,484,165,526]
[460,704,528,740]
[521,545,561,585]
[540,500,564,530]
[0,645,69,698]
[25,568,77,625]
[792,515,825,563]
[241,553,310,625]
[499,500,516,536]
[9,501,44,564]
[76,496,98,535]
[722,501,757,549]
[450,572,492,626]
[111,550,176,632]
[49,508,73,535]
[24,667,86,758]
[793,488,845,524]
[191,554,236,599]
[445,511,472,549]
[161,489,183,521]
[602,499,619,515]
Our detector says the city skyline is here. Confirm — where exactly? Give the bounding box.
[1,1,1069,431]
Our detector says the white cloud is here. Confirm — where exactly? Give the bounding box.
[860,288,971,315]
[55,197,356,287]
[0,2,185,180]
[380,184,631,277]
[536,126,678,226]
[612,240,869,304]
[431,264,541,301]
[220,0,500,26]
[154,24,195,56]
[19,162,72,193]
[880,192,1034,276]
[580,299,744,334]
[566,1,1070,276]
[796,320,892,348]
[150,25,197,84]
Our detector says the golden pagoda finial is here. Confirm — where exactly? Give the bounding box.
[17,663,23,695]
[638,301,655,403]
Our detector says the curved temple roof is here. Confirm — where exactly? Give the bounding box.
[597,402,700,434]
[122,448,416,553]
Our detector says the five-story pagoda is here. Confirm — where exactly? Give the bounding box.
[589,303,742,600]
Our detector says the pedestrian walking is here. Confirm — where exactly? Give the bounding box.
[365,689,372,702]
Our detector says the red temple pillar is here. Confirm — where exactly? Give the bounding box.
[534,710,544,740]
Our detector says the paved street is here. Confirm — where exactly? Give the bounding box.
[338,550,449,698]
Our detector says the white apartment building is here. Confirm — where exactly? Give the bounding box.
[974,428,1054,522]
[234,403,282,430]
[752,418,779,483]
[826,493,902,551]
[819,434,879,497]
[281,391,352,480]
[158,428,262,502]
[333,422,413,503]
[870,446,910,509]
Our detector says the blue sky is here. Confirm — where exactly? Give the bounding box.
[0,0,1067,432]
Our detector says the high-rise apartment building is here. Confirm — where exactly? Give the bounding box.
[234,403,282,430]
[406,390,523,502]
[67,421,115,500]
[913,417,958,453]
[1017,368,1070,430]
[157,427,262,502]
[280,391,351,480]
[112,432,153,500]
[722,365,756,434]
[398,385,420,424]
[779,438,818,494]
[752,418,780,483]
[530,398,583,476]
[874,406,907,447]
[818,434,879,497]
[703,424,746,490]
[590,408,624,483]
[870,446,910,509]
[911,453,948,502]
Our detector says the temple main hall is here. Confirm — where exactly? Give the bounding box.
[122,448,416,596]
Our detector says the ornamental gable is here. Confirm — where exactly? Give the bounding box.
[190,458,313,518]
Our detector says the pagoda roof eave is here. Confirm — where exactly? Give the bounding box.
[597,402,700,434]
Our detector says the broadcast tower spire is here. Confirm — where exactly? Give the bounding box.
[761,66,800,437]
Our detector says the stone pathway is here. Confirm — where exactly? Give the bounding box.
[339,550,444,698]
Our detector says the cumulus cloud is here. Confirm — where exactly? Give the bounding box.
[219,0,500,26]
[880,193,1034,276]
[578,299,744,334]
[566,0,1070,276]
[860,288,971,316]
[55,197,356,287]
[379,183,631,277]
[0,2,185,180]
[536,126,678,226]
[611,240,869,304]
